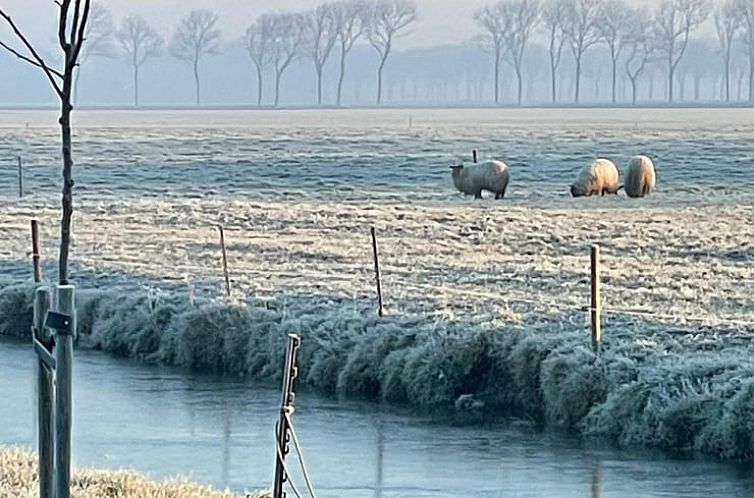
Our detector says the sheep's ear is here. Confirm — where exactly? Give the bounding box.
[450,164,463,169]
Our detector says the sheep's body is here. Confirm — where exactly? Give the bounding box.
[451,160,510,200]
[570,159,620,197]
[624,155,656,198]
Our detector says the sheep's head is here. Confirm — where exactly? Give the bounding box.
[570,184,584,197]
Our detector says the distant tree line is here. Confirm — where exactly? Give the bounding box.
[17,0,754,107]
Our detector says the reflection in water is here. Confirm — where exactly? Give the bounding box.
[3,337,754,498]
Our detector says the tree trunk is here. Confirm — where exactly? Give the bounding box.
[574,54,582,104]
[649,73,655,100]
[73,68,81,106]
[668,57,675,103]
[256,65,263,106]
[337,45,347,106]
[494,52,500,105]
[611,55,617,104]
[377,57,386,105]
[316,64,323,106]
[193,60,201,106]
[516,67,523,106]
[631,77,637,105]
[725,58,730,103]
[550,60,557,104]
[749,55,754,103]
[133,64,139,107]
[275,70,282,107]
[59,52,75,285]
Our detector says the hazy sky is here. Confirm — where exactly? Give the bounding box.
[1,0,663,50]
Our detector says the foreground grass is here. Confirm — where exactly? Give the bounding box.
[0,447,269,498]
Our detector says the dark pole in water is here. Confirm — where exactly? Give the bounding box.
[218,225,231,297]
[18,156,23,198]
[590,245,602,352]
[472,150,478,163]
[371,226,384,317]
[31,220,42,283]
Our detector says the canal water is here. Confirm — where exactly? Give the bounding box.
[1,336,753,498]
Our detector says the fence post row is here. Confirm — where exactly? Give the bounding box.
[590,245,602,352]
[218,225,231,297]
[272,333,302,498]
[32,284,76,498]
[370,226,384,317]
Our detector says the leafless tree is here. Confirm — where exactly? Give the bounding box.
[625,15,658,105]
[562,0,602,104]
[500,0,540,106]
[171,10,222,105]
[0,1,92,283]
[245,15,275,106]
[598,0,635,104]
[736,0,754,102]
[542,0,568,104]
[475,4,508,105]
[654,0,709,103]
[269,13,306,107]
[715,0,741,102]
[74,4,114,104]
[334,0,368,106]
[118,16,163,107]
[366,0,418,105]
[306,3,340,105]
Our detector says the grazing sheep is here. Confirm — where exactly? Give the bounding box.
[570,159,620,197]
[624,155,656,198]
[450,160,510,200]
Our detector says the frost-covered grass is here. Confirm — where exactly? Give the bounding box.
[0,446,268,498]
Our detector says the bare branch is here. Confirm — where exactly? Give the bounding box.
[70,0,92,67]
[0,9,64,96]
[59,0,71,49]
[0,39,64,79]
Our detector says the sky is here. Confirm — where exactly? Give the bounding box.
[0,0,660,50]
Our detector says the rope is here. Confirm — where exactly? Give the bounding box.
[274,421,306,498]
[284,412,318,498]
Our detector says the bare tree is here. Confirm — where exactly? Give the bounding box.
[736,0,754,102]
[245,15,275,106]
[654,0,709,103]
[562,0,602,104]
[0,1,92,283]
[542,0,568,104]
[598,0,635,104]
[74,4,114,104]
[625,15,658,105]
[715,0,741,103]
[475,4,508,105]
[366,0,418,105]
[501,0,540,106]
[269,13,306,107]
[118,16,163,107]
[334,0,368,106]
[306,3,340,105]
[171,10,222,105]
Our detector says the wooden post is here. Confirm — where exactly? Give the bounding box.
[370,226,384,317]
[18,156,23,198]
[590,245,602,352]
[31,220,42,283]
[54,285,74,498]
[272,334,301,498]
[33,288,53,498]
[218,226,231,297]
[472,150,478,163]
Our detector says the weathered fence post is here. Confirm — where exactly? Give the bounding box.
[370,226,384,317]
[52,285,75,498]
[33,288,53,498]
[472,150,478,163]
[272,334,301,498]
[590,245,602,352]
[18,156,23,198]
[218,225,231,297]
[31,220,42,282]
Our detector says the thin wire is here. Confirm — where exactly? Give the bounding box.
[274,421,305,498]
[284,412,318,498]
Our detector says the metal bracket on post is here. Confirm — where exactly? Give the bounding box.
[45,311,74,335]
[272,334,301,498]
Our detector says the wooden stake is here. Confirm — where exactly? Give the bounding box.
[472,150,478,163]
[272,334,301,498]
[54,285,75,498]
[31,220,42,283]
[18,156,23,198]
[590,245,602,352]
[371,226,384,317]
[218,225,231,297]
[33,288,53,498]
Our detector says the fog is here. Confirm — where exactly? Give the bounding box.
[0,0,747,107]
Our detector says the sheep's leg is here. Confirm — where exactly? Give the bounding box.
[475,191,483,200]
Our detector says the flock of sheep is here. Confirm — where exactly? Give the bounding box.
[450,155,656,199]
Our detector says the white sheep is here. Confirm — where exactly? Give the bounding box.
[450,160,510,200]
[624,155,656,198]
[570,159,620,197]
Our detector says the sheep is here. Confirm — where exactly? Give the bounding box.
[450,160,510,200]
[570,158,620,197]
[624,155,656,198]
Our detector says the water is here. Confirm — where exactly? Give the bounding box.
[2,337,754,498]
[1,108,754,204]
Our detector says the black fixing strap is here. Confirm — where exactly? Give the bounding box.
[44,311,73,335]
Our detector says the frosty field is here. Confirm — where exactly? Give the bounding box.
[2,108,754,459]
